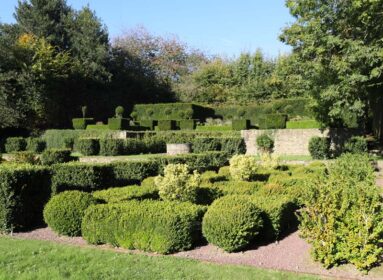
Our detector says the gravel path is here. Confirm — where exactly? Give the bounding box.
[11,227,383,280]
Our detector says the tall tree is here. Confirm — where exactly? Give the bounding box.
[280,0,383,127]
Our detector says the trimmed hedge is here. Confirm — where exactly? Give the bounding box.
[0,164,51,232]
[72,118,94,130]
[111,160,159,186]
[43,191,97,236]
[99,139,125,156]
[258,114,287,129]
[232,119,250,131]
[5,137,27,153]
[40,149,74,165]
[180,119,197,130]
[192,137,245,155]
[86,124,109,130]
[75,138,100,156]
[93,185,159,203]
[82,200,207,254]
[157,120,176,131]
[26,138,46,153]
[286,120,321,129]
[202,195,263,252]
[308,137,330,159]
[108,118,130,130]
[139,120,155,130]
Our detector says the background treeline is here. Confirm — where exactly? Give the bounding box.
[1,0,382,137]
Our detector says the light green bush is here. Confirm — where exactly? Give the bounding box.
[229,155,258,181]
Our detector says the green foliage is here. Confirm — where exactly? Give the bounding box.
[5,137,27,153]
[139,120,155,130]
[232,119,250,130]
[192,137,245,156]
[42,130,83,149]
[26,137,46,153]
[93,185,159,203]
[258,114,287,129]
[43,191,97,237]
[82,200,206,254]
[40,149,74,165]
[72,118,95,130]
[115,106,124,118]
[86,124,109,130]
[99,139,125,156]
[157,120,176,131]
[0,164,51,232]
[51,162,111,194]
[298,154,383,271]
[179,119,196,130]
[202,195,263,252]
[107,118,130,130]
[220,137,246,155]
[155,164,201,203]
[286,120,321,129]
[229,155,258,181]
[110,160,159,186]
[256,134,274,153]
[12,151,39,165]
[343,136,368,154]
[195,125,232,131]
[75,138,100,156]
[192,138,221,153]
[308,137,330,160]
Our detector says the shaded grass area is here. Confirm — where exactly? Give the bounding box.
[0,236,319,280]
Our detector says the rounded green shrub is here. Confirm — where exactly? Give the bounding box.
[99,139,125,156]
[5,137,27,153]
[40,149,74,165]
[44,191,97,236]
[155,163,201,203]
[256,134,274,153]
[308,136,330,159]
[202,195,263,252]
[115,106,125,118]
[343,136,367,154]
[229,155,258,181]
[75,138,100,156]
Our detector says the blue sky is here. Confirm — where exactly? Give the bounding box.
[0,0,294,58]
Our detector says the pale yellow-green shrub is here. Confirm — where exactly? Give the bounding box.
[229,155,258,181]
[155,164,201,203]
[259,152,280,169]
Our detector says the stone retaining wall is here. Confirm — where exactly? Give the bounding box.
[241,128,360,155]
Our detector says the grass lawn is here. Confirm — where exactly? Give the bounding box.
[0,236,319,280]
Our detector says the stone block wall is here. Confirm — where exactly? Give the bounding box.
[241,128,360,155]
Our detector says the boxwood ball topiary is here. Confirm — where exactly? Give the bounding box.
[202,195,263,252]
[43,191,98,236]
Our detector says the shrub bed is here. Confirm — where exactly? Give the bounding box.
[82,200,207,254]
[99,139,125,156]
[111,160,159,185]
[93,185,159,203]
[26,138,46,153]
[0,164,51,232]
[75,138,100,156]
[308,137,330,159]
[40,149,74,165]
[43,191,97,236]
[192,137,245,155]
[202,195,263,252]
[286,120,321,129]
[5,137,27,153]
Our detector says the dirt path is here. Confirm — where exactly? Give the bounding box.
[11,227,383,280]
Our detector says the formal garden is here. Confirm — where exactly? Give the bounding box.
[1,0,383,279]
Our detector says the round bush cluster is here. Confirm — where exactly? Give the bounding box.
[155,163,201,203]
[44,191,97,236]
[308,136,330,159]
[115,106,125,118]
[256,134,274,153]
[229,155,258,181]
[202,195,263,252]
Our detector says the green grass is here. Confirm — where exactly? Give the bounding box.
[286,120,321,129]
[0,236,319,280]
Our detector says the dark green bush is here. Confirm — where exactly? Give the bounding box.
[124,138,145,154]
[221,137,246,155]
[298,153,382,271]
[180,119,196,130]
[258,114,287,129]
[40,149,74,165]
[202,195,263,252]
[343,136,368,154]
[51,163,112,194]
[108,118,130,130]
[82,200,207,254]
[192,137,245,155]
[93,185,159,203]
[99,139,125,156]
[5,137,27,153]
[252,195,297,240]
[157,120,176,131]
[72,118,95,130]
[26,138,46,153]
[43,191,97,236]
[256,134,274,153]
[111,160,159,185]
[192,138,221,153]
[75,138,100,156]
[0,164,51,232]
[141,137,166,153]
[308,137,330,159]
[232,119,250,131]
